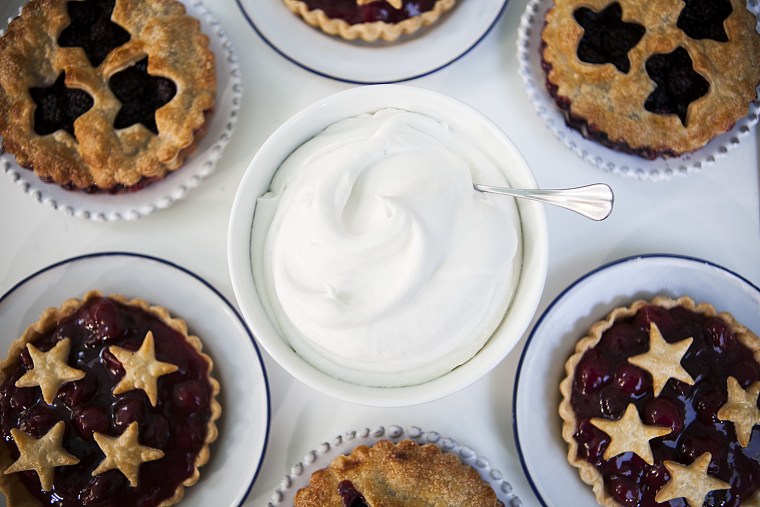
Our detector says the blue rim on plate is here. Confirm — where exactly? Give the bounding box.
[0,251,271,507]
[234,0,510,84]
[511,253,760,507]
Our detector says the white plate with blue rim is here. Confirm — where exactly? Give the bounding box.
[0,252,271,507]
[513,253,760,506]
[236,0,508,84]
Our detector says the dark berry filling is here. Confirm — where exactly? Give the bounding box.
[58,0,131,67]
[570,304,760,507]
[644,47,709,127]
[30,73,93,140]
[301,0,437,24]
[677,0,732,42]
[0,296,214,507]
[109,58,176,135]
[573,3,645,73]
[338,480,369,507]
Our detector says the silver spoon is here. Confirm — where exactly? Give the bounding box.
[474,183,614,221]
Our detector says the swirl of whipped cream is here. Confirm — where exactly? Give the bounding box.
[251,108,521,387]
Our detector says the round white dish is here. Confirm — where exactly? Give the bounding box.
[0,252,271,507]
[512,253,760,506]
[0,0,242,221]
[268,425,522,506]
[516,0,760,181]
[235,0,508,84]
[228,84,548,407]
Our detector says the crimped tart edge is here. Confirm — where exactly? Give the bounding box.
[558,295,760,507]
[0,290,221,507]
[282,0,456,42]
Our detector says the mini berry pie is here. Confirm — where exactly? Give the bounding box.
[294,439,504,506]
[540,0,760,159]
[0,291,221,507]
[0,0,216,193]
[282,0,456,42]
[559,296,760,506]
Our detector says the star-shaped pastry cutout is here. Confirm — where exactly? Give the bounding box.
[15,338,85,404]
[677,0,731,42]
[717,376,760,447]
[627,322,695,397]
[357,0,403,9]
[57,0,131,67]
[109,57,176,135]
[655,452,731,506]
[644,46,709,127]
[29,72,94,139]
[109,331,178,407]
[92,422,164,487]
[573,2,645,73]
[4,421,80,491]
[591,403,671,465]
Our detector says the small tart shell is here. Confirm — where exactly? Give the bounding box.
[294,439,502,506]
[0,290,221,507]
[558,296,760,507]
[541,0,760,157]
[0,0,216,191]
[282,0,456,42]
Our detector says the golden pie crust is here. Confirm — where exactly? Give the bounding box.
[294,439,502,506]
[541,0,760,158]
[558,296,760,507]
[0,290,221,507]
[0,0,216,191]
[282,0,456,42]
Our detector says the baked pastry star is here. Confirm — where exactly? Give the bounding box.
[590,403,671,465]
[110,331,179,406]
[655,452,731,505]
[15,338,85,403]
[717,376,760,447]
[627,322,694,396]
[4,421,80,491]
[92,422,164,487]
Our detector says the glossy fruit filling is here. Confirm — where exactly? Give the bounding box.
[0,296,214,507]
[338,480,369,507]
[110,58,177,135]
[301,0,438,24]
[677,0,732,42]
[573,3,645,74]
[58,0,131,67]
[30,72,94,140]
[570,304,760,507]
[644,47,709,127]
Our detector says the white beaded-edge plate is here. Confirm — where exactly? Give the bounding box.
[516,0,760,181]
[513,254,760,506]
[0,0,242,221]
[268,425,521,506]
[0,252,271,507]
[235,0,508,84]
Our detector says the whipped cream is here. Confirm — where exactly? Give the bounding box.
[251,108,522,387]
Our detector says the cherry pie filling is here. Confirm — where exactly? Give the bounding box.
[300,0,439,24]
[0,296,214,507]
[541,0,741,158]
[570,304,760,507]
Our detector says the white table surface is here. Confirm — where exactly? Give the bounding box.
[1,1,758,506]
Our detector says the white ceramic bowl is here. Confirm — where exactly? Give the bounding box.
[228,85,548,406]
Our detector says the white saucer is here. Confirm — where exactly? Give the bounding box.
[236,0,508,84]
[268,425,522,506]
[513,254,760,506]
[0,0,242,221]
[0,252,271,507]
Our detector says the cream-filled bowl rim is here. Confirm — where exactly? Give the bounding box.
[228,84,548,407]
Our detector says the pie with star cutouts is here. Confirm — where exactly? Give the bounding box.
[282,0,457,42]
[0,0,216,192]
[540,0,760,159]
[0,290,221,507]
[559,295,760,506]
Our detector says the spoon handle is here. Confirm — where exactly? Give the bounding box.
[473,183,614,221]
